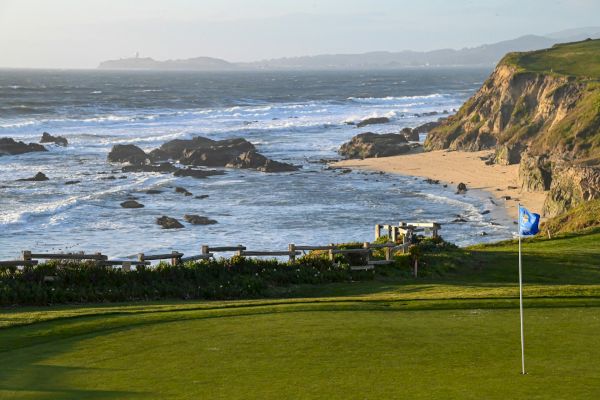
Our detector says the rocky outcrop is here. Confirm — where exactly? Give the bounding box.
[338,132,410,159]
[543,164,600,216]
[413,119,445,135]
[356,117,390,128]
[0,138,47,156]
[494,143,522,165]
[17,172,49,181]
[184,214,217,225]
[518,154,552,192]
[159,136,296,172]
[422,40,600,216]
[400,127,420,141]
[225,151,298,172]
[40,132,68,146]
[107,144,148,165]
[156,216,184,229]
[173,168,227,179]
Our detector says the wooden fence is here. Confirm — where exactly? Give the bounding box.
[0,222,439,272]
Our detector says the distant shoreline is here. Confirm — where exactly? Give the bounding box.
[332,149,548,222]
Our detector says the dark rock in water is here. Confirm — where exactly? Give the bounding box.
[18,172,49,181]
[481,231,488,236]
[0,138,47,156]
[456,182,468,194]
[339,132,410,159]
[145,189,163,194]
[345,121,356,125]
[101,175,116,180]
[424,178,440,184]
[160,137,253,163]
[481,210,491,215]
[400,127,420,141]
[413,119,445,134]
[120,200,144,208]
[107,144,148,165]
[156,216,184,229]
[184,214,217,225]
[156,136,294,172]
[175,186,192,196]
[502,195,512,200]
[64,180,81,185]
[356,117,390,128]
[119,175,127,179]
[339,169,352,174]
[453,217,468,223]
[147,148,170,163]
[195,194,209,199]
[122,163,177,173]
[443,184,448,188]
[40,132,68,146]
[173,168,226,179]
[226,151,299,172]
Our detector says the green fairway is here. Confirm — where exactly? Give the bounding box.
[1,230,600,399]
[1,304,600,399]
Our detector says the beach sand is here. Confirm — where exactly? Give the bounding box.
[333,149,547,221]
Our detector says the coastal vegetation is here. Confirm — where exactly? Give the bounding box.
[1,229,600,398]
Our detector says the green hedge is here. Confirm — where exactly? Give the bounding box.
[0,255,371,306]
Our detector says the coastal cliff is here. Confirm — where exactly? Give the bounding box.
[424,39,600,216]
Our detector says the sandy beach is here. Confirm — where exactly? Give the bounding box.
[333,149,548,221]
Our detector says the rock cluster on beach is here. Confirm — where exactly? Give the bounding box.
[107,136,298,174]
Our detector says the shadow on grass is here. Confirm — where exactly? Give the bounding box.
[0,351,147,399]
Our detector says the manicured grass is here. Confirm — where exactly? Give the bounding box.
[1,230,599,399]
[1,305,600,399]
[503,39,600,79]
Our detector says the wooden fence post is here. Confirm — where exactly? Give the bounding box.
[384,246,391,261]
[22,250,32,264]
[201,245,209,256]
[171,251,179,266]
[363,242,370,263]
[391,227,398,243]
[289,244,296,262]
[413,258,418,277]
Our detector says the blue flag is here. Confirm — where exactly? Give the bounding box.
[519,206,540,236]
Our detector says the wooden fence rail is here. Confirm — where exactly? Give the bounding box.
[2,221,440,272]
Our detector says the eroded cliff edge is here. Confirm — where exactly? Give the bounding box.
[424,39,600,216]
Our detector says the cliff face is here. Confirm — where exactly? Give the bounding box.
[424,40,600,216]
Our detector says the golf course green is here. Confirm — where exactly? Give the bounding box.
[1,230,600,399]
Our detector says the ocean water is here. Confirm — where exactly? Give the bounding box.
[0,68,511,260]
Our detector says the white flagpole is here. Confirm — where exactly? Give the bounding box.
[518,203,526,374]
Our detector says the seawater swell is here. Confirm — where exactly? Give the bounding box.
[0,68,509,259]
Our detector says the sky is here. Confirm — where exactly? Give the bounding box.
[0,0,599,68]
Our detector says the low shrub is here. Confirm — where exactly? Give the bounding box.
[0,256,366,306]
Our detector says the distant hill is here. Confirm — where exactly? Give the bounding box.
[98,56,235,71]
[97,28,600,71]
